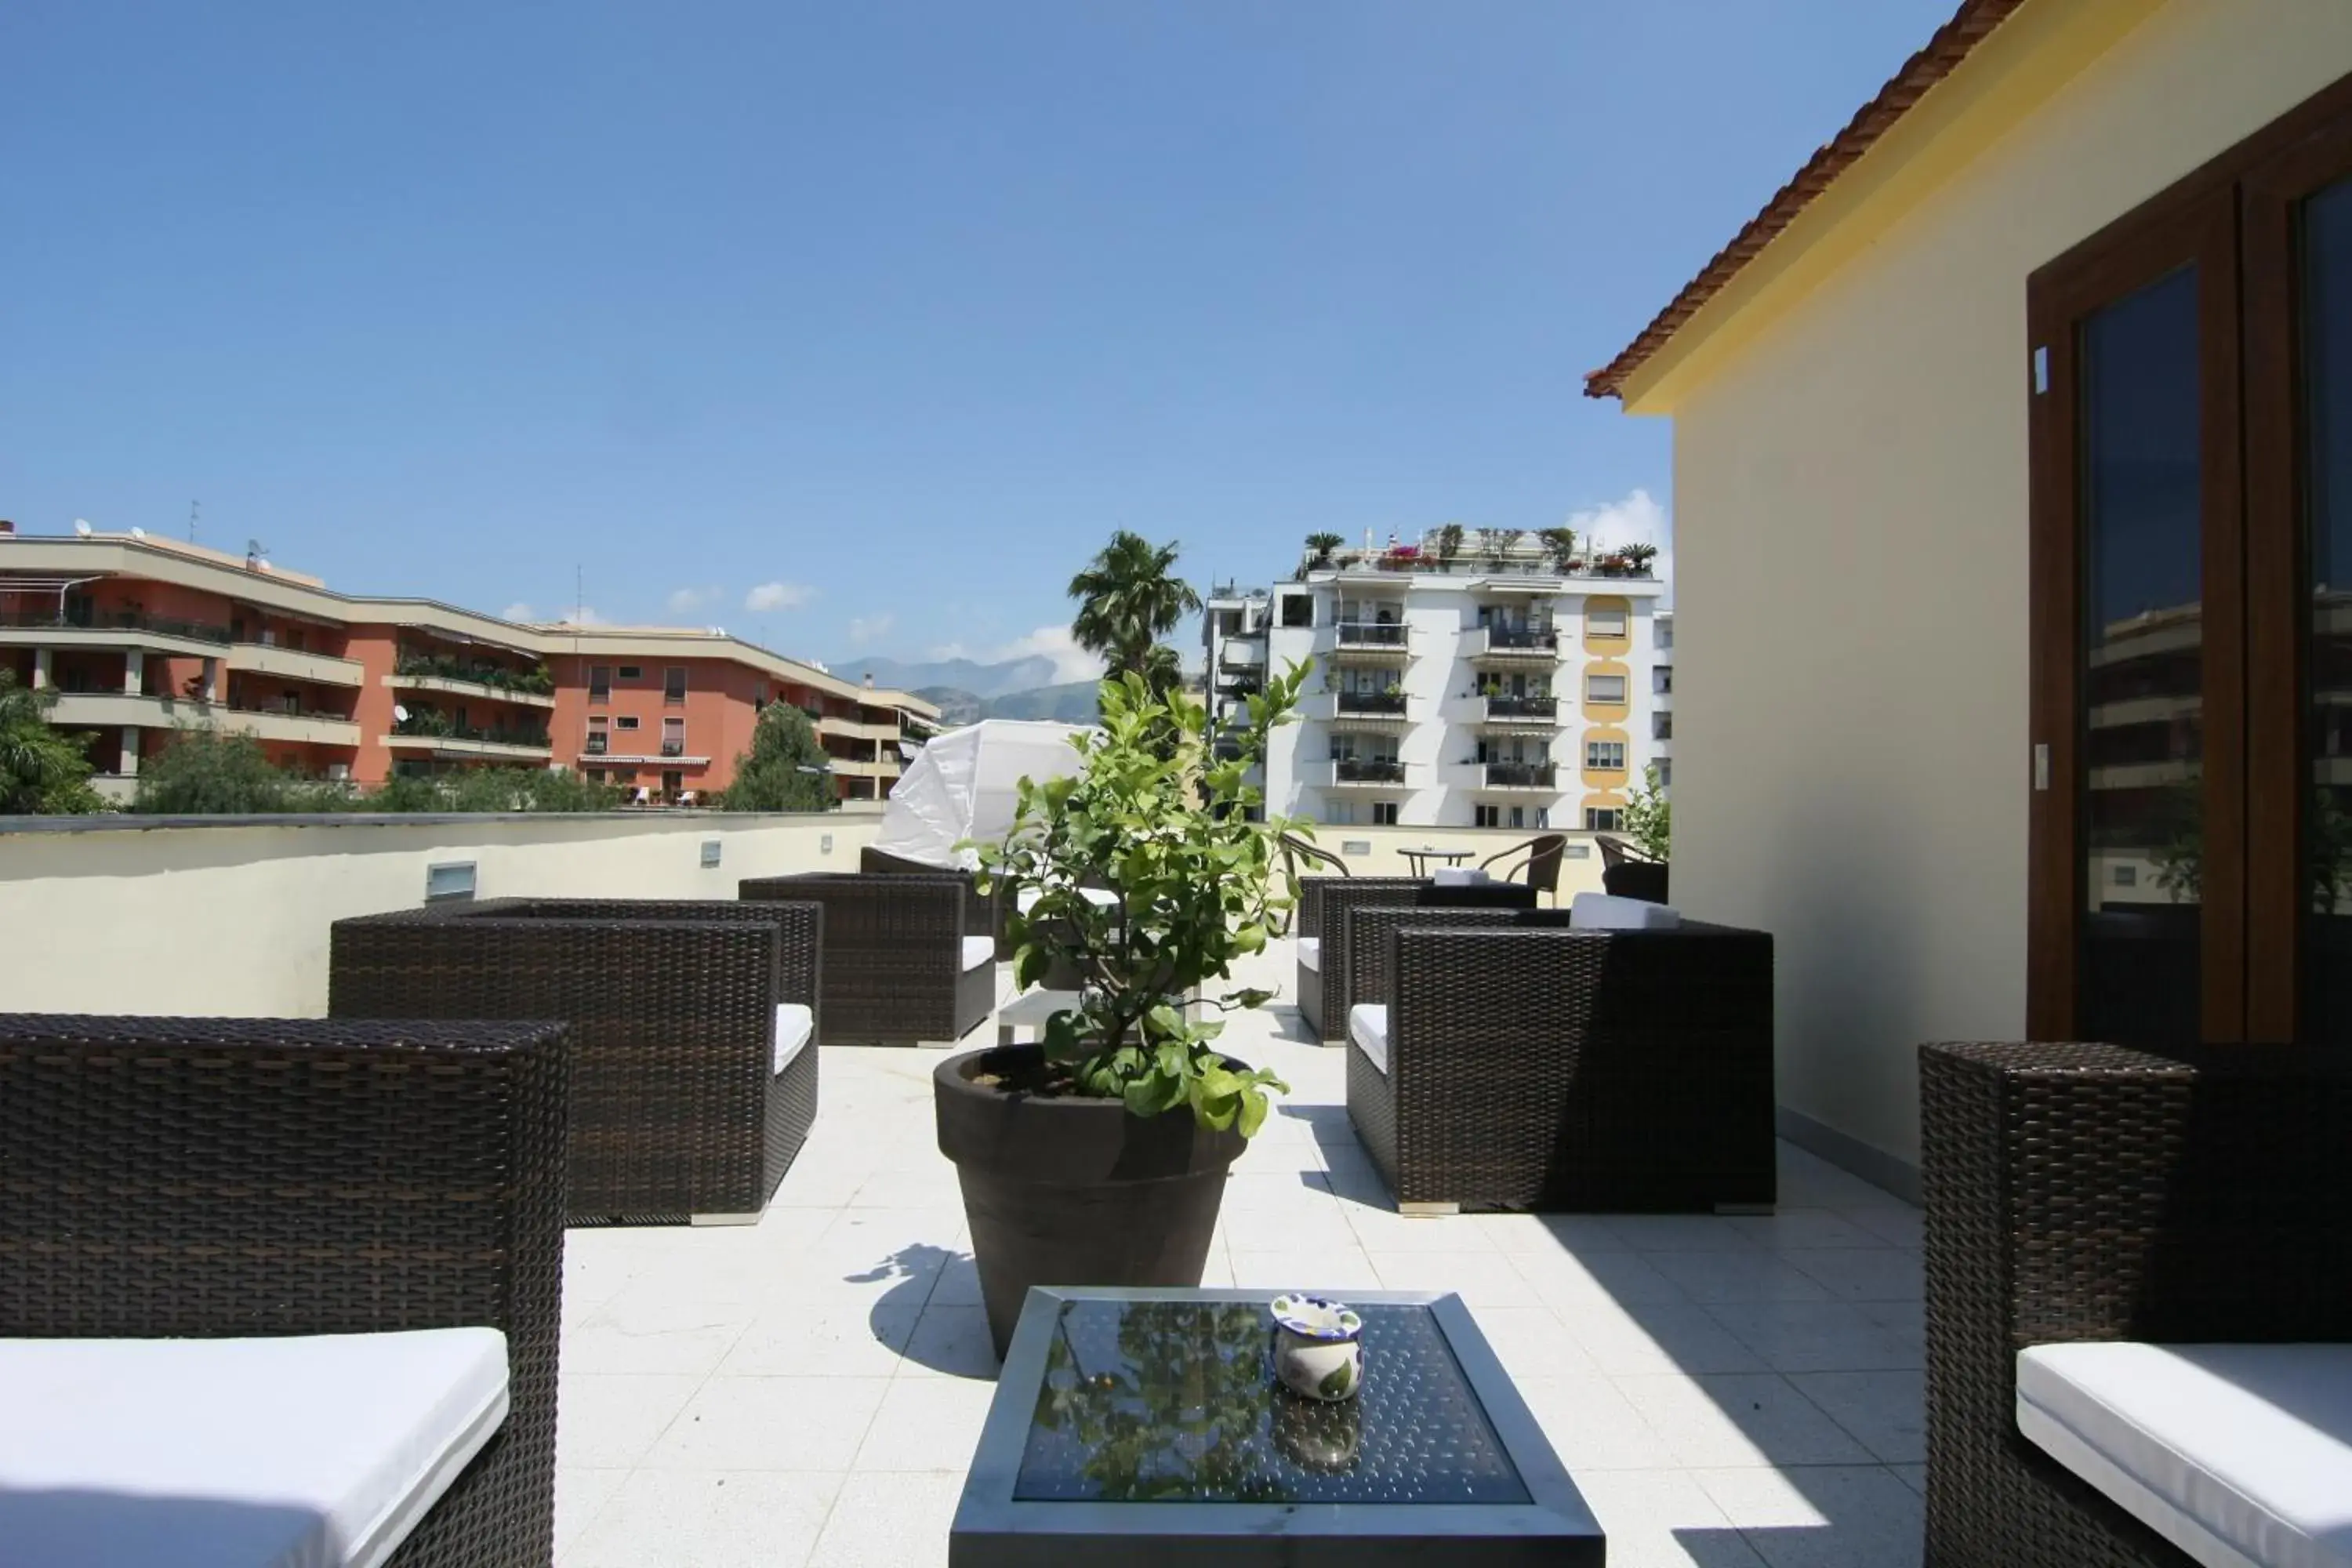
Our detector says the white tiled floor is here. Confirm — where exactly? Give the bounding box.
[555,939,1926,1566]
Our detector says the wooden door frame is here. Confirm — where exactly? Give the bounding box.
[2244,107,2352,1040]
[2026,194,2245,1044]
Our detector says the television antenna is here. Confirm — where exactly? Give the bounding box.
[392,705,410,724]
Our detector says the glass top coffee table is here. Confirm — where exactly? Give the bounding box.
[949,1287,1602,1565]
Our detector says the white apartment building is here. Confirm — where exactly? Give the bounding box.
[1203,533,1668,831]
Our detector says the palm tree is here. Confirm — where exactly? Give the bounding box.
[1304,532,1344,568]
[1069,531,1201,696]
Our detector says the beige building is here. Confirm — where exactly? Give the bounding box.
[1589,0,2352,1192]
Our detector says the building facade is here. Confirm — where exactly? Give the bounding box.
[0,528,935,803]
[1204,532,1667,831]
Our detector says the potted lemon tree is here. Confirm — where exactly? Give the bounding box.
[935,665,1308,1356]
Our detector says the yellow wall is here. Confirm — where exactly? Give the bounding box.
[0,813,877,1017]
[1657,0,2352,1173]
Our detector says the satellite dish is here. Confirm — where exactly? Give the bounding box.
[392,705,410,723]
[73,519,93,536]
[130,527,147,539]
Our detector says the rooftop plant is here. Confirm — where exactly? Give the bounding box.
[967,663,1309,1134]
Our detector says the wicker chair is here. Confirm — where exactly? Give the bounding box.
[1273,833,1348,936]
[1596,833,1670,904]
[0,1015,568,1566]
[1479,833,1566,900]
[861,844,1013,958]
[1345,913,1774,1211]
[1920,1040,2352,1566]
[742,872,995,1047]
[1294,877,1537,1041]
[331,898,818,1225]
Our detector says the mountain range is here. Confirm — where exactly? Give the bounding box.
[826,654,1100,728]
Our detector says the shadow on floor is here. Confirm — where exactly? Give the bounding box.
[850,1240,999,1377]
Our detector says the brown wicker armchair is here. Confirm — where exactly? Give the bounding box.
[0,1015,569,1567]
[1344,913,1774,1211]
[1920,1040,2352,1567]
[1596,833,1669,904]
[1294,877,1537,1041]
[1479,833,1566,898]
[861,844,1013,957]
[742,872,995,1047]
[331,898,818,1225]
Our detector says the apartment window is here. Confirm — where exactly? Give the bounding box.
[1654,666,1673,695]
[1535,807,1550,829]
[618,665,642,680]
[1587,608,1628,637]
[1508,806,1526,829]
[1475,804,1501,828]
[615,715,641,731]
[1585,740,1626,771]
[661,717,686,757]
[586,717,608,756]
[1656,622,1674,651]
[664,667,688,704]
[661,769,684,797]
[1585,807,1624,832]
[1653,713,1673,741]
[1585,673,1627,705]
[589,666,612,704]
[1279,593,1313,629]
[585,768,605,782]
[1371,801,1399,826]
[1217,609,1242,635]
[1655,760,1672,789]
[1323,801,1356,826]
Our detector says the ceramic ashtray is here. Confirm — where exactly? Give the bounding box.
[1269,1293,1366,1403]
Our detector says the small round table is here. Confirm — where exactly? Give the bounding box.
[1400,847,1475,877]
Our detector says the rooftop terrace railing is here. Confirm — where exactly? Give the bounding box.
[0,608,234,643]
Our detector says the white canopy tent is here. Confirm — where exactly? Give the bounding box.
[871,719,1092,869]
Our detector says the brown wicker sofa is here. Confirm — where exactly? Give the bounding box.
[1920,1040,2352,1567]
[1344,911,1774,1210]
[742,872,995,1047]
[0,1015,568,1567]
[331,898,819,1225]
[1294,876,1537,1041]
[861,844,1012,957]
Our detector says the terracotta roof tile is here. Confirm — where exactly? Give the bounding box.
[1584,0,2029,401]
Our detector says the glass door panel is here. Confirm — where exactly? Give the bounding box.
[2078,267,2208,1047]
[2301,176,2352,1040]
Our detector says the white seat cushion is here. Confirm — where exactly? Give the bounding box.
[1348,1004,1388,1075]
[2016,1341,2352,1568]
[1298,937,1322,975]
[0,1327,510,1568]
[961,935,997,972]
[1570,892,1682,931]
[1432,867,1494,886]
[773,1002,814,1074]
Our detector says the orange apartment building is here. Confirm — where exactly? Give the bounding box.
[0,526,938,804]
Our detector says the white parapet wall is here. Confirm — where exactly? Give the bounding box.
[0,811,883,1018]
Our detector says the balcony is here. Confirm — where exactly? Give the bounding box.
[390,652,557,709]
[0,610,230,657]
[1330,623,1412,667]
[1468,625,1561,663]
[1330,689,1409,727]
[1218,637,1267,672]
[44,691,361,747]
[387,671,559,710]
[1475,694,1560,727]
[815,715,902,745]
[220,705,365,747]
[1323,757,1406,788]
[230,641,366,688]
[384,717,552,760]
[1478,760,1558,790]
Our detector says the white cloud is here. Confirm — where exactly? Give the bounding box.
[745,580,813,612]
[848,612,896,647]
[927,624,1105,684]
[500,601,535,622]
[665,586,720,615]
[1566,488,1673,601]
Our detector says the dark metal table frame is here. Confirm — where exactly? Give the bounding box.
[950,1287,1604,1566]
[1398,848,1474,877]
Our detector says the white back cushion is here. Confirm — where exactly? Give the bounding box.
[2016,1341,2352,1568]
[774,1003,815,1074]
[1298,937,1322,974]
[960,935,996,972]
[1432,867,1493,886]
[1348,1004,1388,1076]
[0,1327,510,1568]
[1570,892,1682,931]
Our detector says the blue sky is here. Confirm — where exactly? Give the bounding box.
[4,2,1951,676]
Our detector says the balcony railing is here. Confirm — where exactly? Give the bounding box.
[0,609,231,644]
[1481,761,1557,789]
[390,716,552,749]
[1479,694,1559,720]
[1479,625,1559,652]
[1334,689,1406,717]
[394,649,555,698]
[1334,621,1408,648]
[1330,757,1405,784]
